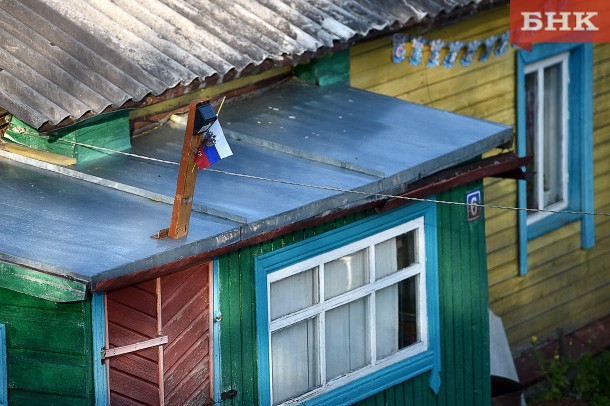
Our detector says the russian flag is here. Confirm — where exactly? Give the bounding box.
[195,120,233,169]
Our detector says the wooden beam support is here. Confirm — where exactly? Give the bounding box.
[102,336,168,360]
[168,99,207,239]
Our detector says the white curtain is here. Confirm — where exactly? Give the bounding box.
[325,297,370,380]
[271,318,319,404]
[375,237,398,279]
[270,267,318,320]
[543,63,564,207]
[324,249,368,300]
[376,284,399,359]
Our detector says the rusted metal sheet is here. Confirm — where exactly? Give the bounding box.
[0,0,506,130]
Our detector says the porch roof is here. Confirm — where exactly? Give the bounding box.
[0,81,512,289]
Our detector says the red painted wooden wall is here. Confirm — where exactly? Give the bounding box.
[106,262,212,405]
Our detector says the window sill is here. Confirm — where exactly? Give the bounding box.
[526,211,582,241]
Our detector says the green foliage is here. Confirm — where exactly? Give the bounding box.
[532,335,610,405]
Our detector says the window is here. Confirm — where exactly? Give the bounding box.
[1,324,7,406]
[517,43,594,275]
[524,52,569,222]
[255,202,440,405]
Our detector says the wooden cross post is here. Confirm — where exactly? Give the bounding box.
[167,99,208,239]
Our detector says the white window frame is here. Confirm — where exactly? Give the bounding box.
[266,217,427,405]
[524,52,569,225]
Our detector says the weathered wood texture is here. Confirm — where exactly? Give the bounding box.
[351,4,610,351]
[106,263,211,405]
[107,279,160,405]
[0,287,93,405]
[161,264,211,406]
[5,111,130,164]
[218,183,490,405]
[0,260,86,303]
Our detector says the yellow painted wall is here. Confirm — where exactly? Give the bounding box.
[351,5,610,352]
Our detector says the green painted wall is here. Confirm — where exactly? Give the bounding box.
[218,211,370,405]
[217,182,490,405]
[295,49,350,86]
[0,287,93,405]
[4,111,131,164]
[355,184,491,406]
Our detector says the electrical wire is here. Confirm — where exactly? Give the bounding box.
[32,136,610,218]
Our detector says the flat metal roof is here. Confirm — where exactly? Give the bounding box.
[0,81,511,285]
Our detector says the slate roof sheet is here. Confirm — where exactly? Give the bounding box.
[0,0,501,129]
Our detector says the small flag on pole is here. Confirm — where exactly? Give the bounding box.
[195,120,233,169]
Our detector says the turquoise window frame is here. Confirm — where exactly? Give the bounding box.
[213,260,221,404]
[92,292,109,405]
[517,43,594,276]
[1,324,7,406]
[255,201,441,405]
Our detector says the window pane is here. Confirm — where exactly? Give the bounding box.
[270,267,318,320]
[376,277,419,360]
[325,297,370,380]
[271,318,320,404]
[543,63,564,207]
[525,71,539,210]
[375,230,417,280]
[324,249,368,300]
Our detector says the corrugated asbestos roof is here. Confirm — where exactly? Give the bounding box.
[0,81,512,286]
[0,0,499,130]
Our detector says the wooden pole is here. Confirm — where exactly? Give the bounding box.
[168,99,206,239]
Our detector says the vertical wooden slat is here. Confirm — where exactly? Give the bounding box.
[239,245,257,404]
[156,278,164,406]
[208,263,214,401]
[161,263,211,405]
[218,254,234,402]
[228,252,243,406]
[105,293,111,404]
[107,284,160,405]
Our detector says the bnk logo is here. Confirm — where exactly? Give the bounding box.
[521,12,599,31]
[510,0,610,50]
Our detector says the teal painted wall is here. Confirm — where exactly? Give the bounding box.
[0,287,93,405]
[217,182,491,405]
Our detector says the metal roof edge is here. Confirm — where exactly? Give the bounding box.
[91,149,524,293]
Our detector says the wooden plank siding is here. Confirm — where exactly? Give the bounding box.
[351,3,610,352]
[106,263,212,405]
[107,280,161,405]
[218,183,490,405]
[0,287,93,405]
[218,212,370,405]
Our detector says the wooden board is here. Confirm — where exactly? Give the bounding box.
[106,263,212,405]
[0,260,86,303]
[0,287,93,403]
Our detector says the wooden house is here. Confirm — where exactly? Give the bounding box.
[0,1,535,405]
[349,1,610,367]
